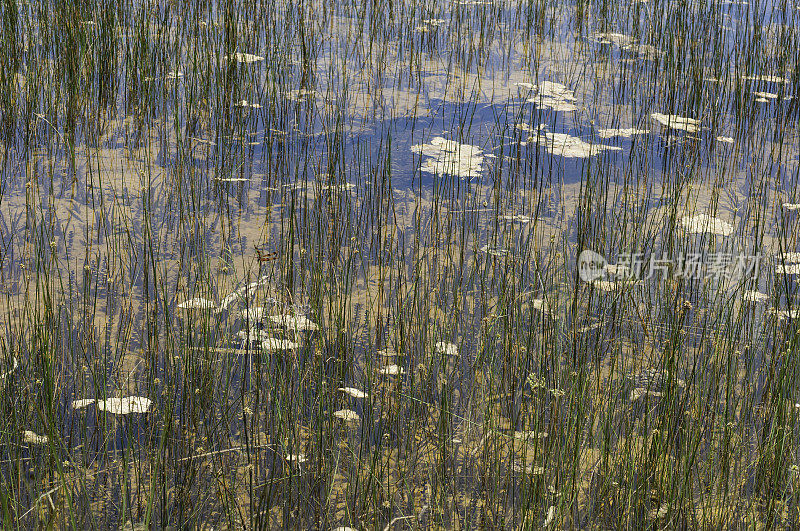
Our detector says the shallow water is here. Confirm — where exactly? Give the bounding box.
[1,0,799,527]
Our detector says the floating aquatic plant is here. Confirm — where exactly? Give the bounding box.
[422,18,446,25]
[261,338,301,351]
[743,74,788,83]
[753,91,778,101]
[285,454,308,464]
[284,88,317,102]
[526,81,578,112]
[596,127,649,139]
[498,214,533,223]
[593,32,634,47]
[651,113,700,133]
[479,244,510,257]
[512,463,545,475]
[435,342,459,356]
[71,399,96,410]
[337,387,368,399]
[217,276,270,313]
[333,409,360,422]
[534,125,622,158]
[22,430,48,444]
[320,183,356,192]
[743,290,769,303]
[412,137,484,178]
[238,328,271,343]
[590,279,629,292]
[543,506,556,527]
[240,307,267,321]
[223,52,264,64]
[680,214,734,236]
[269,314,319,331]
[378,365,404,376]
[177,298,216,310]
[97,397,153,415]
[627,369,686,400]
[233,99,262,109]
[513,430,549,441]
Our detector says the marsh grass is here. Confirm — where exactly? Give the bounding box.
[1,0,799,527]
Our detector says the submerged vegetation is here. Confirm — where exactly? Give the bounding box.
[0,0,799,527]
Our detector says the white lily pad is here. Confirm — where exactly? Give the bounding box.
[177,298,216,310]
[97,396,152,415]
[217,276,270,312]
[513,430,549,441]
[269,314,319,331]
[261,338,300,350]
[71,398,97,410]
[240,307,267,321]
[536,127,622,158]
[753,91,778,99]
[743,290,769,303]
[526,81,579,112]
[22,430,48,444]
[320,183,356,192]
[435,342,459,356]
[233,99,262,109]
[333,409,360,421]
[680,214,733,236]
[498,214,533,223]
[743,74,787,83]
[413,137,484,178]
[224,52,264,64]
[596,127,649,139]
[479,244,510,257]
[337,387,368,399]
[593,32,634,46]
[378,364,405,376]
[651,113,700,133]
